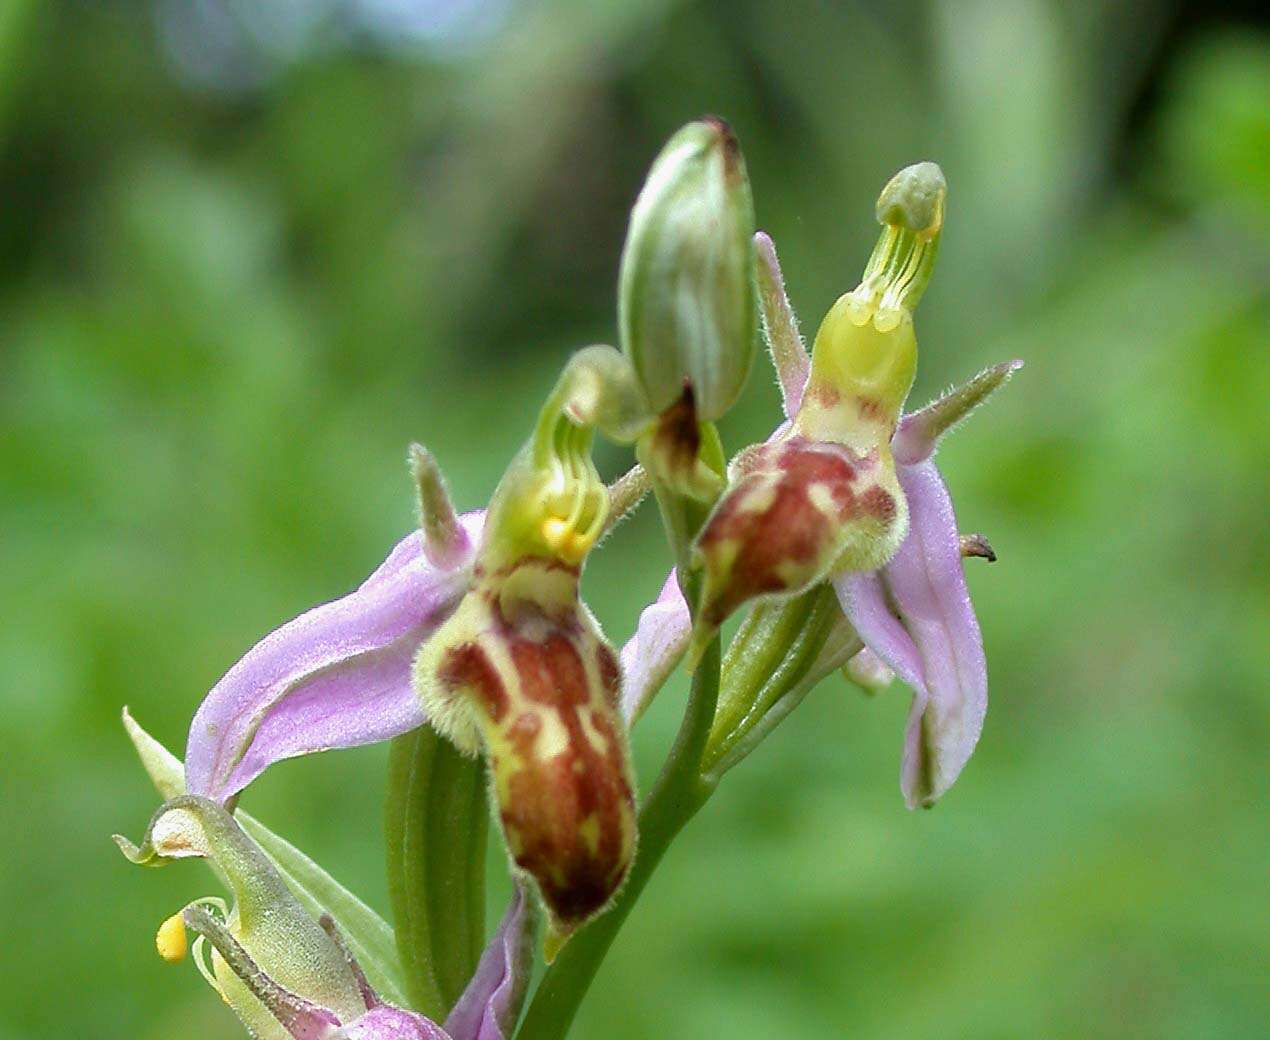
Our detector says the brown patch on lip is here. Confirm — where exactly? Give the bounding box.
[855,396,885,422]
[811,384,841,408]
[512,634,589,709]
[859,484,897,521]
[596,643,621,711]
[439,642,508,723]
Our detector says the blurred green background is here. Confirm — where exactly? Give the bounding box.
[1,0,1267,1037]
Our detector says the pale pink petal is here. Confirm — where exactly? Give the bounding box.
[619,570,690,723]
[344,1007,453,1040]
[885,461,987,807]
[185,514,483,802]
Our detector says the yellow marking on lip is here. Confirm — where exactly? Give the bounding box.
[531,708,570,762]
[806,481,838,518]
[578,815,601,856]
[577,707,609,756]
[735,475,780,516]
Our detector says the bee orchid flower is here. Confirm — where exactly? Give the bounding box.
[619,191,1021,808]
[114,132,1026,1040]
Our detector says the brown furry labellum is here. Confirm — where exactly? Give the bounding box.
[414,558,637,935]
[693,436,906,633]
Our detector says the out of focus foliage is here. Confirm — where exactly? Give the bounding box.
[0,2,1266,1038]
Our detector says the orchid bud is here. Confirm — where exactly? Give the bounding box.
[176,905,451,1039]
[115,796,370,1040]
[414,350,637,940]
[116,795,499,1038]
[690,164,948,642]
[619,118,756,423]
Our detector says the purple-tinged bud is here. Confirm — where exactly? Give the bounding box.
[179,904,452,1040]
[117,794,530,1039]
[619,118,757,423]
[116,796,370,1039]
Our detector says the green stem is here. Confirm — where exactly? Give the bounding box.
[514,635,722,1040]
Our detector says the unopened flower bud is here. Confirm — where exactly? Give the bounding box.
[619,118,757,423]
[118,795,477,1039]
[414,355,637,937]
[116,795,368,1039]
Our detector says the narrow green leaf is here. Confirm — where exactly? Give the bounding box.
[385,726,488,1020]
[121,708,409,1006]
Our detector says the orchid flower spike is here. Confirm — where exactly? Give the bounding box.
[414,347,639,943]
[115,795,535,1040]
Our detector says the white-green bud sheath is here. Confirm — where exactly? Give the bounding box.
[619,117,757,422]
